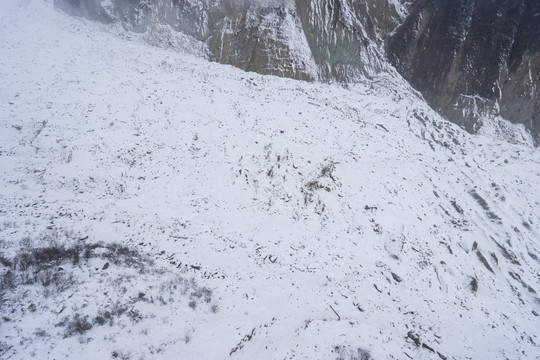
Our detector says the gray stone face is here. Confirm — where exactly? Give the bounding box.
[205,3,318,81]
[295,0,395,82]
[54,0,403,82]
[387,0,540,142]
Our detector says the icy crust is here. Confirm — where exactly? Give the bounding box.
[1,1,540,359]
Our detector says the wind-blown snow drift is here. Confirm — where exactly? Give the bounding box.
[0,1,539,359]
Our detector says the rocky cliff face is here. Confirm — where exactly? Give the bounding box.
[54,0,539,142]
[54,0,404,81]
[387,0,540,142]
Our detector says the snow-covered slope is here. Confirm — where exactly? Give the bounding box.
[1,1,539,359]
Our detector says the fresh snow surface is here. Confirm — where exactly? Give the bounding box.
[1,1,539,359]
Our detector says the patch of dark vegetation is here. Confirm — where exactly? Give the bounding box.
[14,245,82,269]
[190,287,213,305]
[53,301,152,339]
[304,180,332,193]
[57,314,93,337]
[34,328,48,337]
[0,255,12,267]
[92,302,135,327]
[334,345,372,360]
[111,350,132,360]
[469,190,501,223]
[102,243,149,268]
[0,241,152,294]
[0,341,13,357]
[1,232,220,356]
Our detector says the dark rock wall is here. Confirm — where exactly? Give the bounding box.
[295,0,400,82]
[387,0,540,140]
[54,0,403,82]
[205,4,318,81]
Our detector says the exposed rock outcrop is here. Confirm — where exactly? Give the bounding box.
[54,0,404,81]
[387,0,540,141]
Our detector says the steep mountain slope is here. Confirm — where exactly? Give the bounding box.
[53,0,405,81]
[387,0,540,142]
[1,1,540,360]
